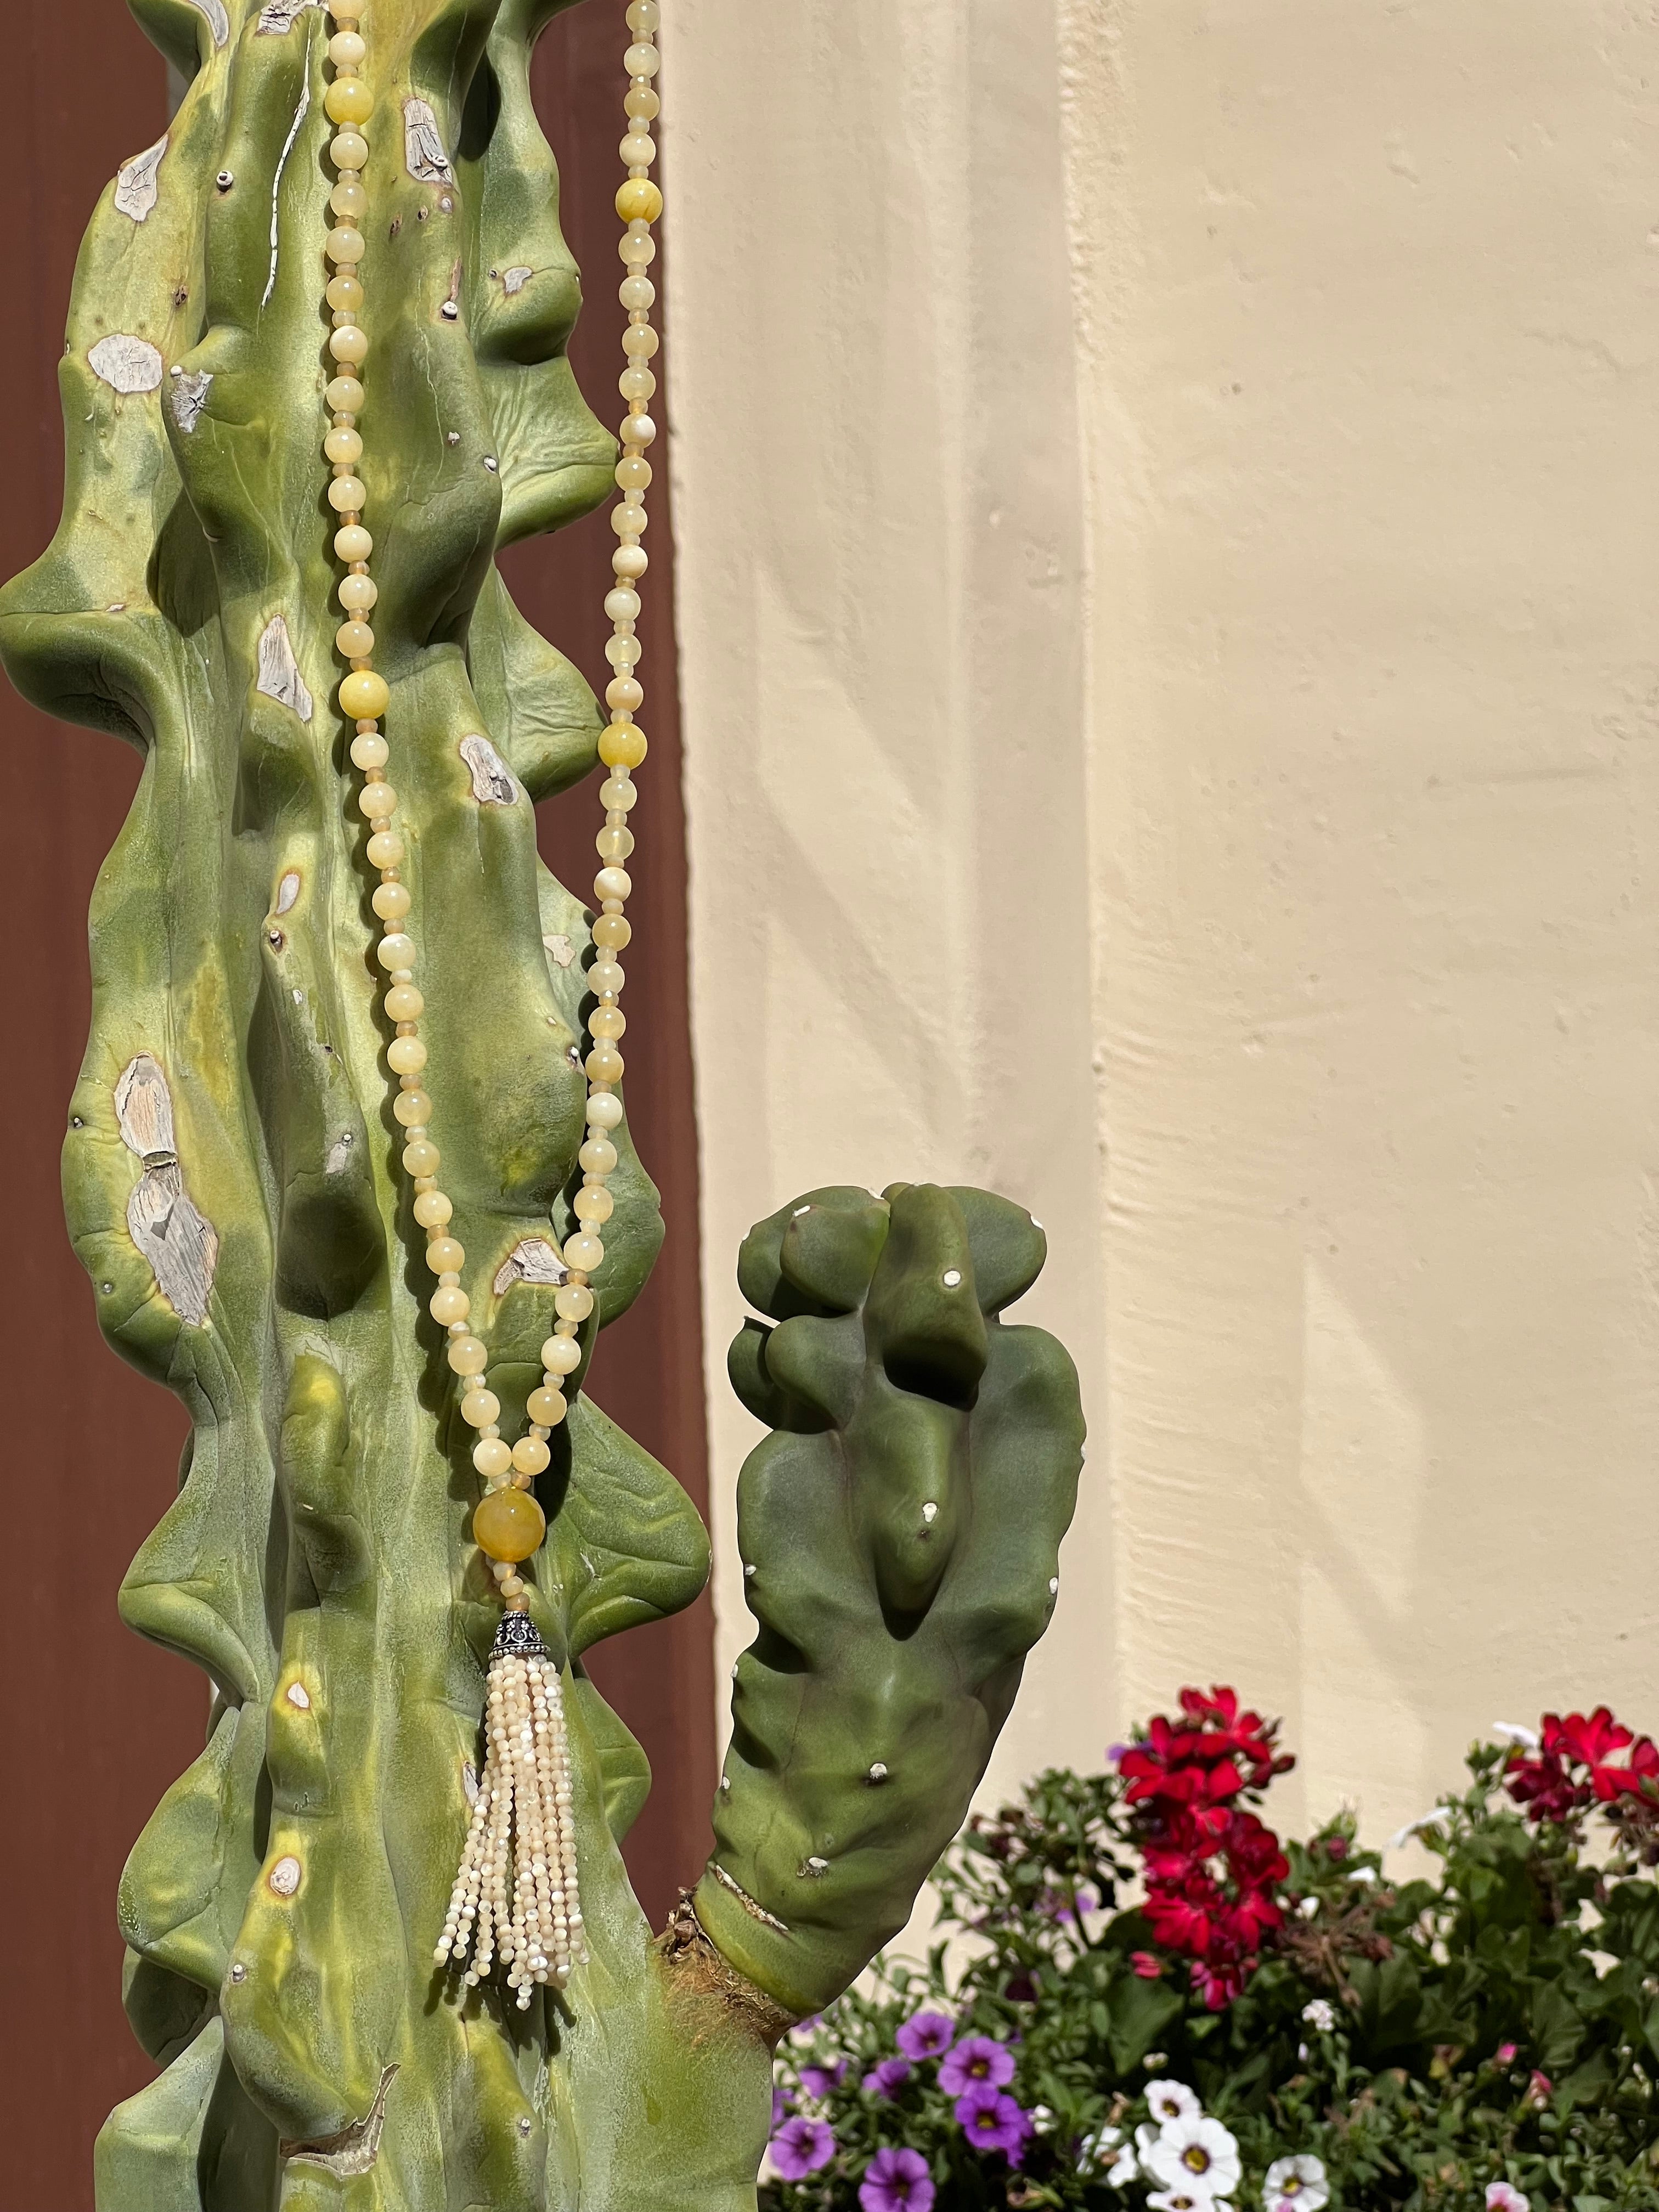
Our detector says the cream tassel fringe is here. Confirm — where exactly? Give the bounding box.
[435,1612,585,2008]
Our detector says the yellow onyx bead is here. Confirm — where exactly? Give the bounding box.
[616,455,652,492]
[599,777,637,811]
[373,881,411,921]
[376,932,415,970]
[590,1001,625,1040]
[329,325,369,366]
[573,1184,613,1223]
[324,77,375,127]
[402,1137,439,1176]
[325,274,363,315]
[579,1136,619,1175]
[459,1386,499,1427]
[539,1335,582,1375]
[387,1039,427,1078]
[592,912,632,949]
[527,1386,567,1426]
[326,377,366,419]
[473,1486,546,1564]
[512,1436,550,1476]
[357,781,397,817]
[564,1232,605,1273]
[595,825,634,863]
[431,1285,470,1327]
[413,1188,451,1227]
[585,1045,623,1085]
[615,178,662,223]
[328,30,365,67]
[326,224,366,266]
[397,1090,435,1130]
[330,176,367,219]
[328,474,367,513]
[337,621,375,659]
[426,1235,463,1274]
[595,865,631,902]
[382,979,421,1018]
[447,1332,487,1375]
[338,572,377,612]
[330,131,369,171]
[325,425,363,466]
[368,833,405,871]
[334,520,372,561]
[586,1092,624,1131]
[554,1283,595,1322]
[340,670,389,719]
[350,730,388,769]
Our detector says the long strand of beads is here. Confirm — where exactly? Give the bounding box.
[524,0,665,1442]
[319,0,550,1615]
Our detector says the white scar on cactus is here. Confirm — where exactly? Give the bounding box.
[114,136,167,223]
[114,1054,219,1327]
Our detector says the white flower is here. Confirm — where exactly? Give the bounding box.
[1144,2114,1243,2201]
[1385,1809,1448,1852]
[1080,2126,1138,2187]
[1148,2193,1231,2212]
[1301,1998,1338,2033]
[1492,1722,1541,1751]
[1030,2104,1056,2136]
[1485,2187,1530,2212]
[1144,2079,1202,2129]
[1265,2153,1329,2212]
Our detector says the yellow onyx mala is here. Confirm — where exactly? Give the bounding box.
[314,0,669,2004]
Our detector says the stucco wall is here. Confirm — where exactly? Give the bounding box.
[664,0,1659,1853]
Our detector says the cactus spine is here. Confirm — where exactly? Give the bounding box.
[0,1,1086,2204]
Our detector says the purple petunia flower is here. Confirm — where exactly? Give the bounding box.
[769,2117,836,2181]
[895,2011,955,2061]
[862,2058,913,2098]
[800,2061,847,2099]
[938,2036,1016,2098]
[771,2088,789,2130]
[859,2147,936,2212]
[954,2082,1032,2161]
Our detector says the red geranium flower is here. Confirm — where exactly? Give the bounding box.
[1118,1686,1294,2010]
[1507,1707,1659,1825]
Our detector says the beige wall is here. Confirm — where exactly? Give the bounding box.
[663,0,1659,1853]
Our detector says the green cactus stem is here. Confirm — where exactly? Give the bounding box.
[703,1183,1085,2020]
[1,1,1085,2204]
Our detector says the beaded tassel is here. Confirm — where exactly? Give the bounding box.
[436,1615,585,2006]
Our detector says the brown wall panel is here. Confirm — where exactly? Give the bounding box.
[0,6,195,2192]
[1,0,713,2186]
[509,0,719,1932]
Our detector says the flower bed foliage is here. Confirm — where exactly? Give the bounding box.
[763,1692,1659,2212]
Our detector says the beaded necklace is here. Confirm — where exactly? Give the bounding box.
[313,0,665,2008]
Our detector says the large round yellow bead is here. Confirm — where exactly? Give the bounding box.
[325,77,375,127]
[616,179,663,224]
[473,1486,546,1563]
[340,670,389,719]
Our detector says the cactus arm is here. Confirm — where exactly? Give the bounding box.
[693,1184,1086,2019]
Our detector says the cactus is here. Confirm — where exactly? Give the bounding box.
[0,1,1085,2205]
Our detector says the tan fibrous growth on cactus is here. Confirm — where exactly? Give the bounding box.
[1,1,1087,2204]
